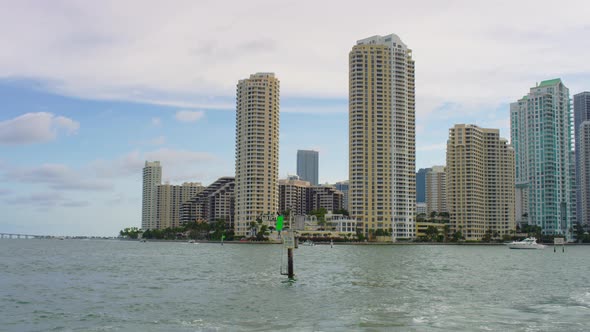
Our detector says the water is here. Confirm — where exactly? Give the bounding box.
[1,240,589,331]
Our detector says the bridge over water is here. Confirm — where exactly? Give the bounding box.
[0,233,56,239]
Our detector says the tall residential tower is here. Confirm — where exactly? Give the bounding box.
[511,79,574,238]
[446,125,515,240]
[349,34,416,240]
[297,150,319,185]
[142,161,162,230]
[234,73,280,236]
[574,92,590,225]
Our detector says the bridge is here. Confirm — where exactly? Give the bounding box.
[0,233,55,239]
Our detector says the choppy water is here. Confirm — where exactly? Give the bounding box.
[1,240,589,331]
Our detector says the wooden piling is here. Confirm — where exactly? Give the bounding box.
[287,248,294,279]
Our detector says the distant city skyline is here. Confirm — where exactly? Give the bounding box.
[1,1,589,236]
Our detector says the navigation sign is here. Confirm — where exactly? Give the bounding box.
[283,230,295,249]
[276,215,284,231]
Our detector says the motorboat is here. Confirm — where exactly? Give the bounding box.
[301,240,315,246]
[507,237,546,249]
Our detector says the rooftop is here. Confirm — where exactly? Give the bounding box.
[537,78,562,88]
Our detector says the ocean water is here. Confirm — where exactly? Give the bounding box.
[1,240,589,331]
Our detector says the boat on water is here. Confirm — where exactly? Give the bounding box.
[301,240,315,246]
[507,237,546,249]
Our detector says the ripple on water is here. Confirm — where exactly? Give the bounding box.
[1,241,589,332]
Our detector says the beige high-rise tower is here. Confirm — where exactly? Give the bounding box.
[234,73,280,236]
[446,124,515,240]
[349,34,416,240]
[142,161,161,230]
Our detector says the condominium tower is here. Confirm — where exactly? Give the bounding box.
[574,92,590,225]
[142,161,162,230]
[578,121,590,225]
[510,79,574,238]
[297,150,319,185]
[446,125,515,240]
[234,73,280,236]
[156,182,204,229]
[349,34,416,240]
[426,166,447,215]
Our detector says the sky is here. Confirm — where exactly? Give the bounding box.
[1,0,589,236]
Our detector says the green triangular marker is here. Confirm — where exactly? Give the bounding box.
[276,215,284,231]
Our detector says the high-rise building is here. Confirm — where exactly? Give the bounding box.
[279,177,311,216]
[334,180,350,211]
[310,185,344,213]
[156,182,204,229]
[349,34,416,240]
[234,73,280,236]
[447,125,515,240]
[511,79,574,238]
[426,166,447,215]
[578,121,590,225]
[279,177,344,216]
[142,161,162,230]
[416,168,431,204]
[297,150,319,185]
[574,92,590,225]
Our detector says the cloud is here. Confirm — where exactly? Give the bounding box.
[61,201,91,208]
[151,117,161,126]
[1,0,587,115]
[0,188,12,196]
[91,148,220,182]
[0,112,79,145]
[4,191,90,209]
[175,110,205,122]
[5,192,65,207]
[5,163,112,191]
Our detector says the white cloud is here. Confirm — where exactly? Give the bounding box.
[91,148,222,183]
[5,163,112,191]
[0,112,79,145]
[151,117,161,126]
[175,110,205,122]
[0,0,588,115]
[4,191,91,209]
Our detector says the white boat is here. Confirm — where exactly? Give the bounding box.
[507,237,546,249]
[301,240,315,246]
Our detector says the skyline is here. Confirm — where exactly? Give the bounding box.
[1,0,590,236]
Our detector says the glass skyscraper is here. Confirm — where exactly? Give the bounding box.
[510,79,575,239]
[574,92,590,225]
[297,150,319,186]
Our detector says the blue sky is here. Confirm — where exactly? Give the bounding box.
[1,0,589,236]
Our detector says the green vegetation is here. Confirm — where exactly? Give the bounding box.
[119,227,142,239]
[127,219,235,241]
[309,208,327,221]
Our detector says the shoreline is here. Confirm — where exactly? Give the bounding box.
[133,239,590,246]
